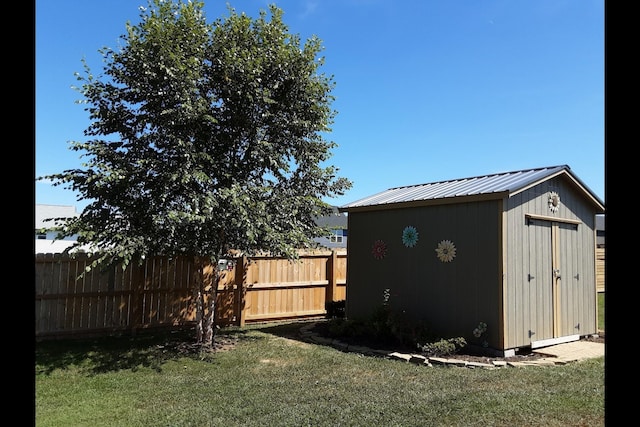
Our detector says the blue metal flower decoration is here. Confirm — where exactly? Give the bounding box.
[402,226,419,248]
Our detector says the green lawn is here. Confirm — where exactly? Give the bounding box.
[36,322,604,427]
[598,292,605,331]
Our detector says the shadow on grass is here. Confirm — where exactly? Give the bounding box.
[249,319,316,339]
[255,318,421,352]
[35,328,256,376]
[246,318,415,353]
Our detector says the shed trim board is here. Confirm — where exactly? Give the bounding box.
[499,198,507,350]
[341,165,604,355]
[340,192,510,213]
[531,334,580,349]
[525,213,582,225]
[516,168,604,210]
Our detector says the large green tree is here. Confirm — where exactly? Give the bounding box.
[38,0,351,347]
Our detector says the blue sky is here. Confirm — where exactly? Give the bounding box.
[35,0,605,212]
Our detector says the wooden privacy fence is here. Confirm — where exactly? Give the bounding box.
[35,249,347,340]
[596,247,605,293]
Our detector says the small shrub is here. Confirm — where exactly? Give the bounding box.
[325,317,368,338]
[322,313,469,357]
[323,305,434,350]
[419,337,468,357]
[325,300,346,319]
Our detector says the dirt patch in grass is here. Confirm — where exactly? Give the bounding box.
[160,333,240,357]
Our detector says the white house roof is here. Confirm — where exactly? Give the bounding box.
[35,239,70,253]
[35,204,79,229]
[340,165,605,212]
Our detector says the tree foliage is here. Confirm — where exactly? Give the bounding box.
[38,0,351,345]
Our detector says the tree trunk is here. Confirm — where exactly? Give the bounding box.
[203,266,221,346]
[194,256,204,344]
[190,256,218,347]
[203,288,216,346]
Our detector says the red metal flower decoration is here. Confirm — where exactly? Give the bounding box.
[372,240,387,260]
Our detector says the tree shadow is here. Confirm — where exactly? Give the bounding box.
[35,328,254,376]
[252,319,318,341]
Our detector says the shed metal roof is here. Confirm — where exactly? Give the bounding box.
[340,165,605,212]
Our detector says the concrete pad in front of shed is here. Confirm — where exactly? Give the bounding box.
[532,341,605,361]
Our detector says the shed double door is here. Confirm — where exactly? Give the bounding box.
[527,218,581,346]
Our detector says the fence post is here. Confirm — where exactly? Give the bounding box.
[130,260,145,336]
[235,255,247,327]
[326,250,338,304]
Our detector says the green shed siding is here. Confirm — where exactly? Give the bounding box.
[346,200,502,348]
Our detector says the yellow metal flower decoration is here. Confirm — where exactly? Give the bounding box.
[435,240,456,262]
[548,191,560,213]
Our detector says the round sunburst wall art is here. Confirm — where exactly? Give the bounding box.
[371,240,387,260]
[435,240,456,262]
[402,226,419,248]
[548,191,560,213]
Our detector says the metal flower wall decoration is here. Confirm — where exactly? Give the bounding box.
[548,191,560,213]
[435,239,456,262]
[371,240,388,260]
[473,321,487,338]
[402,226,419,248]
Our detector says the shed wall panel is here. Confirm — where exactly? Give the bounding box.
[346,200,501,347]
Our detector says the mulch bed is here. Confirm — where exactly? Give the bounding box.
[309,322,605,364]
[161,323,604,365]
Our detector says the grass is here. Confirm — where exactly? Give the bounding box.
[36,321,605,427]
[598,292,605,331]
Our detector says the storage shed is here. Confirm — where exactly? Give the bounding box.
[339,165,605,356]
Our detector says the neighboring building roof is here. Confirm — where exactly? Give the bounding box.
[595,214,605,247]
[35,239,96,254]
[36,239,79,253]
[36,204,79,229]
[340,165,605,213]
[315,206,348,229]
